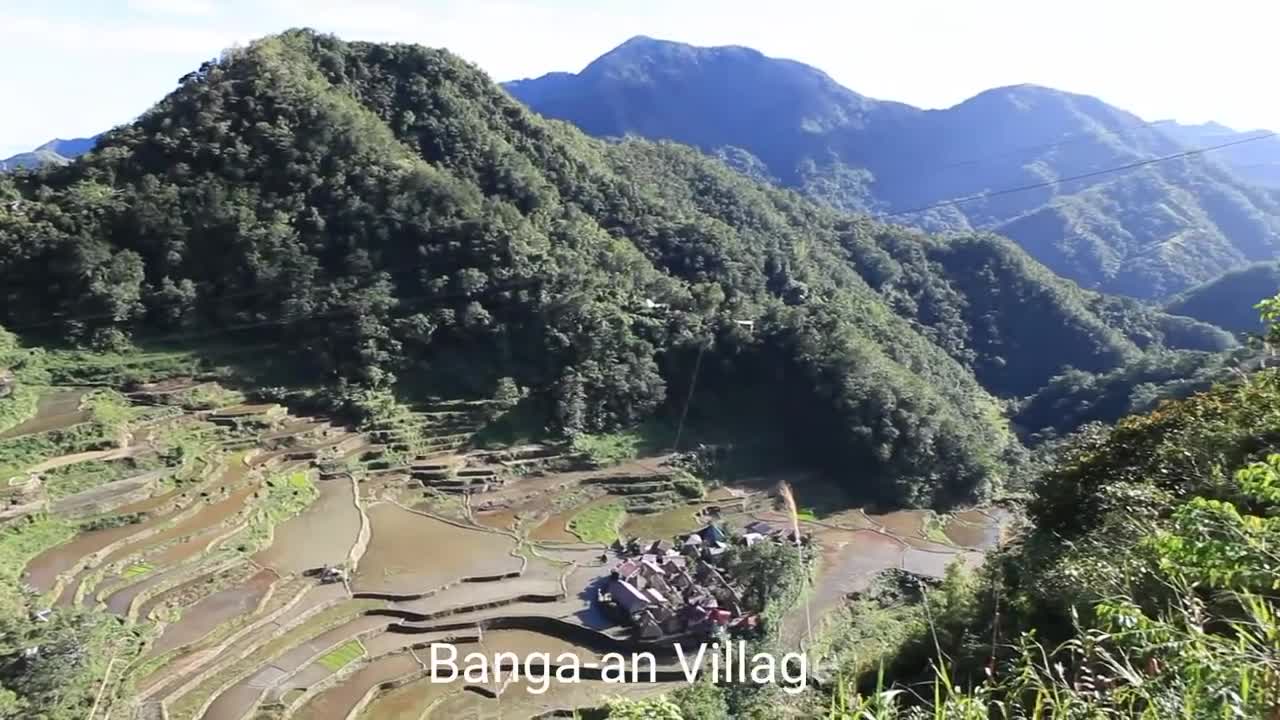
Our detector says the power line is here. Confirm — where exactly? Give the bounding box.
[879,131,1278,219]
[905,116,1176,177]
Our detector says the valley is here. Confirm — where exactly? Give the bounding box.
[1,22,1276,720]
[3,372,1006,720]
[507,37,1280,300]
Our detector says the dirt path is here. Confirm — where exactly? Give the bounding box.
[28,443,145,473]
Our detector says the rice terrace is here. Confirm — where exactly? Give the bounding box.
[0,342,1009,720]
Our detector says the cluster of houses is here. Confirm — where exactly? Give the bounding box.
[598,519,804,641]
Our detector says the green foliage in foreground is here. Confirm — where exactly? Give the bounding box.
[622,299,1280,720]
[604,697,684,719]
[0,607,145,720]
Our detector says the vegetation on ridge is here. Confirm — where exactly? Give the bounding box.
[613,297,1280,718]
[508,37,1280,300]
[0,29,1049,507]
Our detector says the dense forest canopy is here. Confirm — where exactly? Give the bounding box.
[1164,260,1280,333]
[729,298,1280,718]
[0,29,1244,505]
[2,26,1278,720]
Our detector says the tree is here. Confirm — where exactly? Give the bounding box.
[1257,292,1280,347]
[670,681,728,720]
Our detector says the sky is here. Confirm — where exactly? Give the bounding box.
[1,0,1275,158]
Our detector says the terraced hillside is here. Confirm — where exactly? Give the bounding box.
[2,367,1009,720]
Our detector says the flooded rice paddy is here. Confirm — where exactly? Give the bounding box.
[353,503,522,596]
[8,382,1011,720]
[0,389,89,439]
[256,477,361,574]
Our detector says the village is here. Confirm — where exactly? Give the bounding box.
[598,516,806,642]
[0,372,1002,720]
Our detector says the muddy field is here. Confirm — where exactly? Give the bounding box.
[4,381,1013,720]
[353,503,522,596]
[0,389,88,439]
[256,477,361,575]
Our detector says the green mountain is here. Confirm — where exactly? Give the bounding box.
[1165,261,1280,334]
[506,38,1280,299]
[0,31,1237,504]
[0,31,1008,508]
[0,136,97,171]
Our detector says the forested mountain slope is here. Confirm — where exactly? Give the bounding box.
[508,37,1280,299]
[785,303,1280,719]
[1164,261,1280,333]
[0,30,1008,507]
[0,30,1237,504]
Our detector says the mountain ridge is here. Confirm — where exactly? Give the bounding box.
[505,37,1280,299]
[0,28,1239,508]
[0,135,98,171]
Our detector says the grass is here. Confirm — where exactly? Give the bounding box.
[0,515,76,613]
[621,504,701,539]
[0,389,141,481]
[41,453,167,500]
[122,562,154,579]
[317,639,365,672]
[0,382,40,435]
[0,421,110,481]
[810,597,924,680]
[234,469,318,554]
[922,512,952,545]
[570,420,672,468]
[572,433,641,467]
[169,384,246,411]
[418,491,467,521]
[568,501,626,545]
[39,345,209,386]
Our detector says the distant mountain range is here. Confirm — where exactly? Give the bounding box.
[7,38,1278,302]
[506,37,1280,299]
[1154,120,1280,189]
[1,29,1247,509]
[0,136,97,171]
